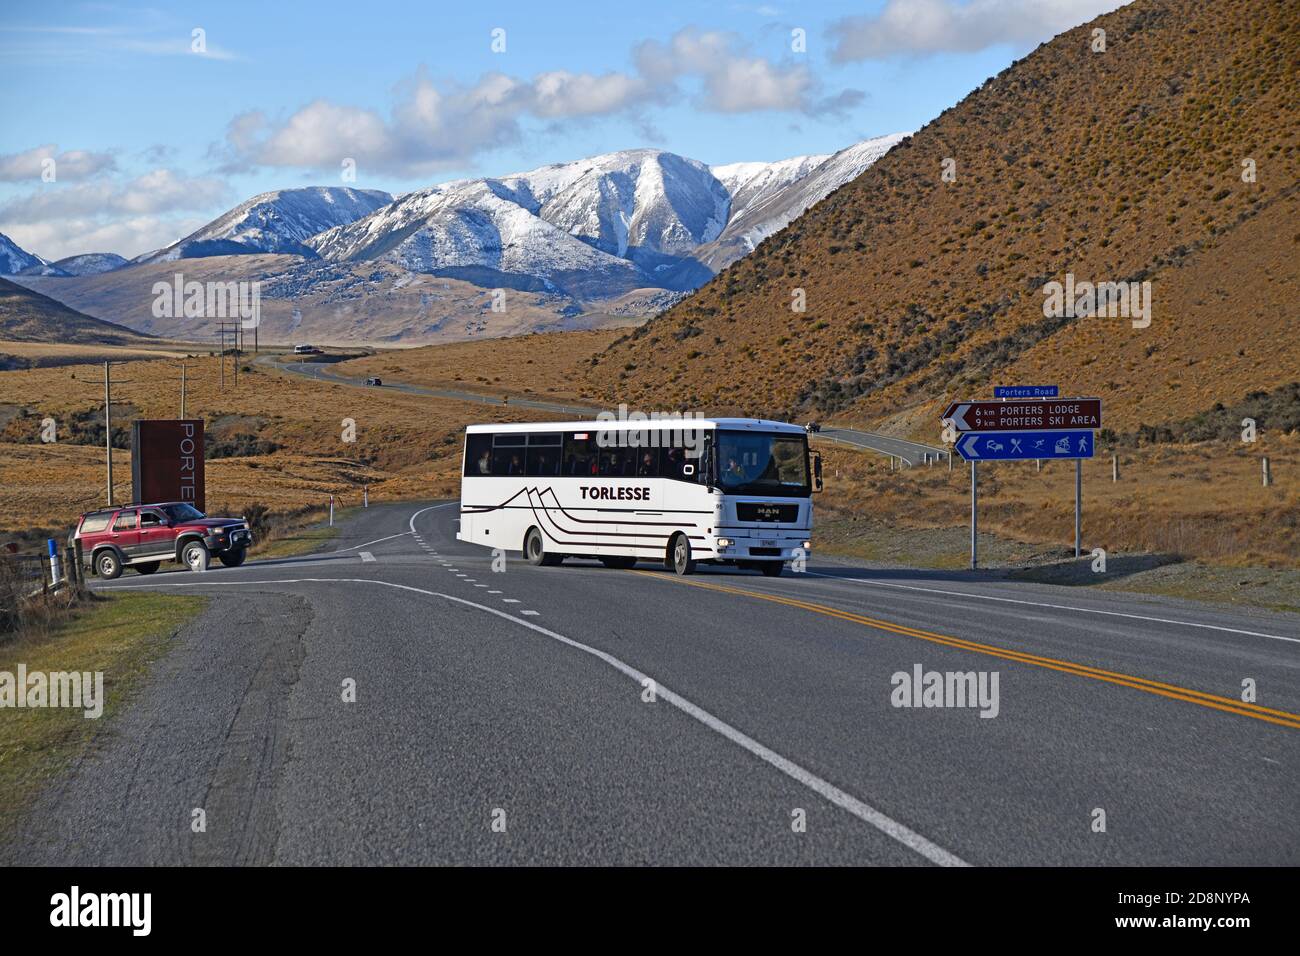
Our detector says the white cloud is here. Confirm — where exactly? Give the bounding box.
[3,215,210,262]
[635,28,857,114]
[829,0,1127,61]
[0,169,229,222]
[222,30,859,176]
[0,144,117,182]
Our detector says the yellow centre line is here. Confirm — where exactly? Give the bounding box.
[631,571,1300,730]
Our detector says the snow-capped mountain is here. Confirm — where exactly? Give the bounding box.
[50,252,129,276]
[135,186,392,264]
[309,139,903,296]
[0,232,48,275]
[15,135,906,344]
[694,133,909,271]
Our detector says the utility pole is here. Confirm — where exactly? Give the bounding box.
[105,361,113,506]
[179,362,196,419]
[99,362,133,506]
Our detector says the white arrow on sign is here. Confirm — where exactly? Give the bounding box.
[948,404,975,430]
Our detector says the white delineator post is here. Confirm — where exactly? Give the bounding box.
[970,460,978,570]
[329,495,335,527]
[47,538,61,586]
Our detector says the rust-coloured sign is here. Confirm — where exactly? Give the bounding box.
[130,419,205,511]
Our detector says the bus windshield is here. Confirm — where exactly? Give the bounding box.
[715,430,810,497]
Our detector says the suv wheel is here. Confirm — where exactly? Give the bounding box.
[218,546,247,568]
[95,550,123,580]
[181,540,210,573]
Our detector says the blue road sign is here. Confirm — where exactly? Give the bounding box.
[955,430,1095,462]
[993,385,1059,398]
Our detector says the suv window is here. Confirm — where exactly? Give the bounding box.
[140,510,165,527]
[112,511,137,531]
[79,513,113,534]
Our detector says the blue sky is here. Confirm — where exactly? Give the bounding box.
[0,0,1124,260]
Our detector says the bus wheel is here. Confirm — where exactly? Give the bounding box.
[667,534,697,576]
[524,527,562,566]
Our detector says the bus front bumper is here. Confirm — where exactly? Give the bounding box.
[712,534,810,561]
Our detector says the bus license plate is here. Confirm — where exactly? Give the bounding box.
[760,539,777,547]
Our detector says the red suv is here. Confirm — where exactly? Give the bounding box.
[74,502,253,579]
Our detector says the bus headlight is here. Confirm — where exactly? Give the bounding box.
[716,538,733,548]
[802,541,812,549]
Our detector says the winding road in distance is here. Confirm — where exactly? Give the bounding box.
[263,353,950,464]
[4,501,1295,866]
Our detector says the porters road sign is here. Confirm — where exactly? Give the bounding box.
[955,430,1096,462]
[943,398,1102,431]
[994,385,1058,398]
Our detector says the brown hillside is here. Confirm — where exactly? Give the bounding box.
[585,0,1299,437]
[0,278,151,346]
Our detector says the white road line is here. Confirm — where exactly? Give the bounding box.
[803,570,1300,646]
[488,590,502,594]
[98,573,968,867]
[359,551,376,563]
[521,610,539,616]
[335,531,412,553]
[502,598,520,603]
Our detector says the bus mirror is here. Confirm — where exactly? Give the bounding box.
[813,451,824,493]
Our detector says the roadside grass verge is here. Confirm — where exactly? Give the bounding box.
[248,506,359,560]
[0,592,205,837]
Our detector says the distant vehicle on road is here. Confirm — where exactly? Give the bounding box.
[804,421,821,433]
[458,418,820,576]
[292,344,323,355]
[74,502,253,580]
[365,377,382,386]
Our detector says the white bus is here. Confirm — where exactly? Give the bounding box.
[457,418,821,575]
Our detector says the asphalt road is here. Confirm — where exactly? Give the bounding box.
[266,355,950,463]
[6,501,1296,866]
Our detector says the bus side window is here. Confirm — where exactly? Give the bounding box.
[464,434,494,476]
[659,444,698,482]
[563,433,597,476]
[526,435,562,476]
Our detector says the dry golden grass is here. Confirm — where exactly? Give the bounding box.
[588,0,1300,434]
[0,339,197,363]
[0,353,559,535]
[339,329,619,402]
[815,433,1300,568]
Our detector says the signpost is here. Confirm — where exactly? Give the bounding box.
[944,389,1100,569]
[130,420,206,512]
[955,430,1095,461]
[942,398,1102,432]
